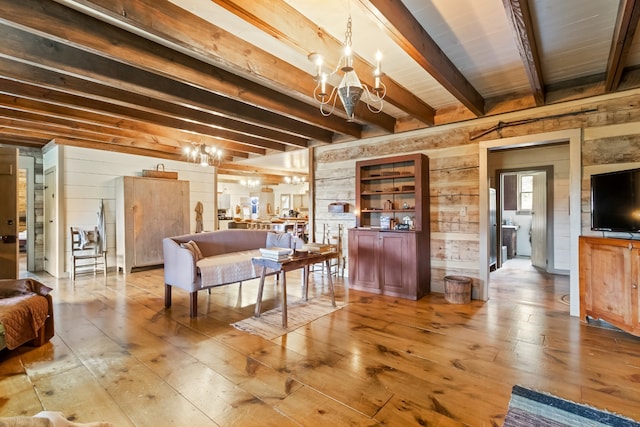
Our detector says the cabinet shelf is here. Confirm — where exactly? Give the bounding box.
[361,190,415,196]
[361,173,415,181]
[349,153,430,300]
[361,209,415,213]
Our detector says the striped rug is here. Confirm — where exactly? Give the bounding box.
[231,298,346,340]
[505,385,640,426]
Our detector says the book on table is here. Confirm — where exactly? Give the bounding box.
[301,243,331,253]
[259,247,293,260]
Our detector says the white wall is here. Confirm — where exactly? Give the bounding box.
[46,144,217,277]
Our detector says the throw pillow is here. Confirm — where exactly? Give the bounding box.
[187,240,203,260]
[180,241,203,261]
[266,232,291,249]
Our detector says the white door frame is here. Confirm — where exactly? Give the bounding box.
[479,128,582,316]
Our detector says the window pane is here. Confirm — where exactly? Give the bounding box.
[521,192,533,210]
[521,175,533,192]
[503,174,517,210]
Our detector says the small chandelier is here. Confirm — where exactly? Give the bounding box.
[183,143,222,167]
[240,179,260,189]
[309,15,386,121]
[284,176,306,185]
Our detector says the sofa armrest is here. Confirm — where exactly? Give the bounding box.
[163,238,199,291]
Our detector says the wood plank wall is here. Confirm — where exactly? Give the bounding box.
[582,122,640,238]
[315,90,640,294]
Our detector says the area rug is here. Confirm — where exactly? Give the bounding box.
[231,298,345,340]
[505,385,640,426]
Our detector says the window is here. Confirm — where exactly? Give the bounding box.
[518,174,533,213]
[503,174,517,210]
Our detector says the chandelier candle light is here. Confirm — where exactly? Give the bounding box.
[309,15,386,121]
[184,143,222,167]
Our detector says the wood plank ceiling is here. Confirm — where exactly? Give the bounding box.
[0,0,637,182]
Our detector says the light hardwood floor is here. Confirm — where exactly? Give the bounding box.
[1,258,640,426]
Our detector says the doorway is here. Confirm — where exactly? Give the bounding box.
[495,166,553,272]
[478,129,581,316]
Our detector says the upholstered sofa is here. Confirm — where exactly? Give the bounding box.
[163,229,300,317]
[0,278,54,351]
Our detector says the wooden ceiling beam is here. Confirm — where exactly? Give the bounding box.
[360,0,485,117]
[55,0,397,132]
[605,0,640,92]
[0,65,288,153]
[0,93,262,156]
[502,0,545,106]
[218,163,306,178]
[211,0,433,126]
[0,116,134,145]
[0,105,249,160]
[0,126,60,142]
[53,137,188,161]
[218,173,292,186]
[0,22,323,147]
[0,134,50,148]
[0,139,49,149]
[1,0,363,140]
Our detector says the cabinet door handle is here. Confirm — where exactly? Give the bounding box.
[633,284,638,289]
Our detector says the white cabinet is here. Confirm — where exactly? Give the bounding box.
[292,193,309,213]
[116,176,190,272]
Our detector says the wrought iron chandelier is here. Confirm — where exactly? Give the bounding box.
[183,143,222,167]
[309,15,386,121]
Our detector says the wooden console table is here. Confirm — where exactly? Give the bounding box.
[252,251,338,328]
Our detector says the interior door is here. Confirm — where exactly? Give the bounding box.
[531,171,547,270]
[0,147,18,279]
[489,188,497,269]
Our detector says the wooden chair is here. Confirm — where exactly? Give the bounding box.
[289,220,308,243]
[70,227,107,280]
[313,223,345,277]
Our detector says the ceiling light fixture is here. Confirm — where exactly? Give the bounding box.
[284,176,306,185]
[309,15,386,121]
[183,143,222,167]
[240,179,260,189]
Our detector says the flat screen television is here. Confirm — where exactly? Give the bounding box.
[590,168,640,232]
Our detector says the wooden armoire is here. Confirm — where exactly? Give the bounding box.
[116,176,190,273]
